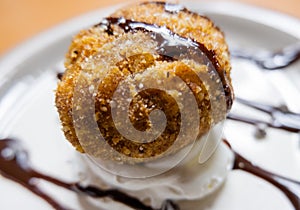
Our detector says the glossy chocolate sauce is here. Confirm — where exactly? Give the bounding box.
[228,97,300,134]
[96,17,233,110]
[223,140,300,210]
[231,42,300,70]
[0,139,179,210]
[57,72,64,81]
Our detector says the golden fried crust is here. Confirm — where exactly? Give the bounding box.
[56,28,114,152]
[55,1,233,161]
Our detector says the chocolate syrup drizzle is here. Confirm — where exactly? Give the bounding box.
[142,1,300,70]
[57,72,64,81]
[231,42,300,70]
[0,139,179,210]
[95,17,233,109]
[228,97,300,134]
[1,137,299,209]
[223,140,300,210]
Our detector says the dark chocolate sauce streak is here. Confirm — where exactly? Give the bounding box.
[0,139,179,210]
[223,140,300,210]
[228,113,300,133]
[95,17,233,110]
[0,139,69,210]
[227,97,300,133]
[231,42,300,70]
[57,72,64,81]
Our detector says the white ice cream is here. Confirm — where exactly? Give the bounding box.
[76,128,234,209]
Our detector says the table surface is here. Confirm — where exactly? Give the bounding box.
[0,0,299,56]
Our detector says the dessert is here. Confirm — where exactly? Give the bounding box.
[56,2,237,208]
[0,1,300,209]
[55,0,235,208]
[55,1,233,163]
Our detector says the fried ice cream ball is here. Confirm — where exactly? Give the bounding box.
[55,1,233,162]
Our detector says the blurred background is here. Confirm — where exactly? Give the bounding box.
[0,0,299,55]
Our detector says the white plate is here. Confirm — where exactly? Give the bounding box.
[0,1,299,210]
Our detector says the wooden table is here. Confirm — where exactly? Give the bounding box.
[0,0,299,55]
